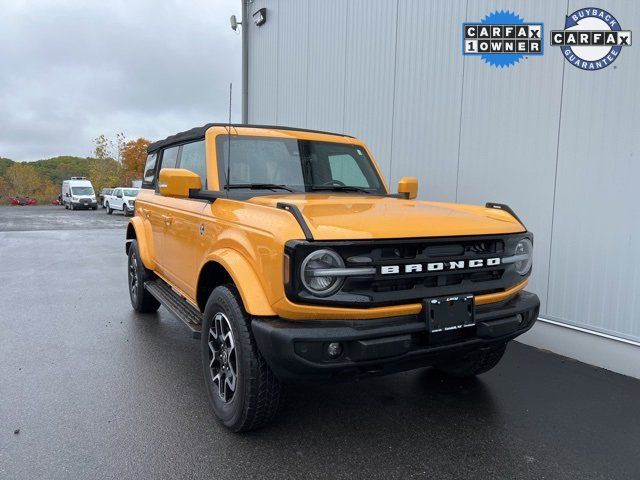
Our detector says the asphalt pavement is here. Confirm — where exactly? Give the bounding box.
[1,207,639,480]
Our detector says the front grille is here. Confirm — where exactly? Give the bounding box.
[285,234,531,308]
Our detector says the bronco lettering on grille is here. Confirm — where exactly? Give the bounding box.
[380,258,501,275]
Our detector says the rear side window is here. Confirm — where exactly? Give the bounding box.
[178,141,207,189]
[142,153,157,188]
[161,146,179,169]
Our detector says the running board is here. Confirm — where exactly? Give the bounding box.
[144,279,202,339]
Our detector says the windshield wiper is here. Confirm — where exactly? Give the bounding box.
[226,183,295,192]
[310,185,375,194]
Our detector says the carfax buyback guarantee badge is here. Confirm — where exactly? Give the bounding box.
[551,8,632,70]
[463,11,543,68]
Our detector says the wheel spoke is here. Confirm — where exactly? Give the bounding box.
[225,370,236,392]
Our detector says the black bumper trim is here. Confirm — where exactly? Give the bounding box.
[252,291,540,383]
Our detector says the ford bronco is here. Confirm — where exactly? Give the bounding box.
[125,124,539,432]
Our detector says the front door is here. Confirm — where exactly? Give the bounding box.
[154,140,208,299]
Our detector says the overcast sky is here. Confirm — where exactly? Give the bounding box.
[0,0,241,161]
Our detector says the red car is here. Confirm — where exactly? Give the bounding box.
[9,197,37,206]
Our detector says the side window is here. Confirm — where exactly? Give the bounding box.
[328,154,368,187]
[142,153,157,187]
[161,146,179,169]
[178,141,207,189]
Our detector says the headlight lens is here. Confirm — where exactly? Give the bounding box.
[514,238,533,275]
[300,249,345,296]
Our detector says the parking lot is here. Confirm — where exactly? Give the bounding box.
[1,207,639,480]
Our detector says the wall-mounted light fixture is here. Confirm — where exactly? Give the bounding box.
[252,8,267,27]
[230,14,241,31]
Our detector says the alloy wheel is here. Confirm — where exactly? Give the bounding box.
[208,312,237,403]
[128,251,138,302]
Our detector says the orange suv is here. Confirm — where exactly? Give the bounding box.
[125,124,539,431]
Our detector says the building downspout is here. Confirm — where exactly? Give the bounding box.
[241,0,249,124]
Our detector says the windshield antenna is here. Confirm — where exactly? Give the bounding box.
[225,82,233,198]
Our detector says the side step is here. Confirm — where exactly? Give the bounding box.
[144,279,203,339]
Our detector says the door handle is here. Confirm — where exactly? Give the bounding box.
[140,208,151,219]
[162,214,173,226]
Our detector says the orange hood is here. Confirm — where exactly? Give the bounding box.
[248,194,525,240]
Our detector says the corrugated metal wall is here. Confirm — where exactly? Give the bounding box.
[246,0,640,342]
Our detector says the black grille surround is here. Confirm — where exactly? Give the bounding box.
[284,233,532,308]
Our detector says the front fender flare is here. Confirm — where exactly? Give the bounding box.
[126,217,156,270]
[202,249,276,317]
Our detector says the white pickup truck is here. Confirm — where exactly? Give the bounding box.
[105,187,140,216]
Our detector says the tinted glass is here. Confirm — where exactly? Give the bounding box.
[179,141,207,188]
[328,154,368,187]
[143,153,157,184]
[71,187,94,195]
[161,147,179,169]
[216,137,384,193]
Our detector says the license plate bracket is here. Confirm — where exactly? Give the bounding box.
[426,295,475,333]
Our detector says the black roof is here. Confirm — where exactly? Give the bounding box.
[147,124,355,153]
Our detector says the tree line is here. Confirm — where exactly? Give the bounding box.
[0,135,150,205]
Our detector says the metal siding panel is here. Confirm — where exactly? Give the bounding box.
[276,0,308,126]
[547,1,640,341]
[305,0,348,132]
[390,0,467,201]
[343,0,398,175]
[248,0,279,124]
[457,0,568,312]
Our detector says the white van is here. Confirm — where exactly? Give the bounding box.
[61,177,98,210]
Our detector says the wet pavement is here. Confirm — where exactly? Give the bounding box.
[1,208,639,479]
[0,205,128,231]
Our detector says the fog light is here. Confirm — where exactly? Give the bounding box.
[516,314,524,325]
[327,342,343,359]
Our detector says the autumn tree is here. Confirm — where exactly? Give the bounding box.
[89,134,125,195]
[0,176,12,203]
[121,138,151,182]
[5,163,45,197]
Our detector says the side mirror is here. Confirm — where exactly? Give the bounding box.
[117,193,123,198]
[397,177,418,200]
[159,168,202,198]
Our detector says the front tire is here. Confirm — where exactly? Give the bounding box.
[434,344,507,378]
[106,203,112,215]
[127,240,160,313]
[201,285,281,432]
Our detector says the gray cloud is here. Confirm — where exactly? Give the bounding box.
[0,0,242,160]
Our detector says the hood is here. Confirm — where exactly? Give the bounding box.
[248,194,525,240]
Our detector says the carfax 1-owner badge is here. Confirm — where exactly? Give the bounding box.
[463,11,543,68]
[551,8,632,70]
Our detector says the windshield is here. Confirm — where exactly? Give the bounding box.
[71,187,94,195]
[216,136,385,194]
[123,189,139,197]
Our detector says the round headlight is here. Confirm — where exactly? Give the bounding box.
[300,249,345,296]
[514,238,533,275]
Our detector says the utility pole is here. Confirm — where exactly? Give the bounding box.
[241,0,249,124]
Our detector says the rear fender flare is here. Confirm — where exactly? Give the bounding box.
[126,217,156,270]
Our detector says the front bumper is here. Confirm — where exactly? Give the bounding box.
[71,201,97,209]
[252,291,540,383]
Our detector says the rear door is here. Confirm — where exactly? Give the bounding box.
[145,147,179,274]
[112,189,123,210]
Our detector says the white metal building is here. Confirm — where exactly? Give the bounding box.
[242,0,640,377]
